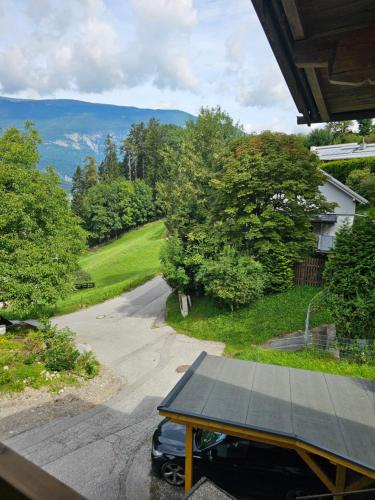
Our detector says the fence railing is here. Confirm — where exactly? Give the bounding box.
[294,257,326,287]
[0,442,85,499]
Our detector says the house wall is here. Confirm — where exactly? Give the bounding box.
[319,181,356,236]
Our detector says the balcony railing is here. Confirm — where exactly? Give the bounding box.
[0,442,85,499]
[317,234,335,252]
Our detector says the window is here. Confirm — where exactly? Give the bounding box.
[196,430,225,449]
[215,439,249,460]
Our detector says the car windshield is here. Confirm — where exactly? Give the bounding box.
[195,430,225,449]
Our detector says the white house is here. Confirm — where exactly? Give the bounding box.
[310,142,371,252]
[313,171,368,252]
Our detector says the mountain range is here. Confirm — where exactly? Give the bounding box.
[0,97,194,187]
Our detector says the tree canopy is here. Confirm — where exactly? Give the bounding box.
[0,165,86,312]
[160,108,332,305]
[0,121,41,167]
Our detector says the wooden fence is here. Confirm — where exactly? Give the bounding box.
[294,257,326,286]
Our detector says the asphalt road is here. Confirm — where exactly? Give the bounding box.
[6,276,224,499]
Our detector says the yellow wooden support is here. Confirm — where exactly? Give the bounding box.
[185,424,193,495]
[159,410,375,482]
[297,450,336,493]
[333,465,346,500]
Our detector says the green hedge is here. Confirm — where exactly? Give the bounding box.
[322,157,375,183]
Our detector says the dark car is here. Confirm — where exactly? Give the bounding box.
[151,419,331,499]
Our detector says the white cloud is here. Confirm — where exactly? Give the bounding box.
[0,0,198,95]
[237,65,292,110]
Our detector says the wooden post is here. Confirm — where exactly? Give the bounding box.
[333,465,346,500]
[185,424,193,495]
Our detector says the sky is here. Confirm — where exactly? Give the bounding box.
[0,0,312,134]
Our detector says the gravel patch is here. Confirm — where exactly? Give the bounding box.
[0,365,122,441]
[150,476,185,500]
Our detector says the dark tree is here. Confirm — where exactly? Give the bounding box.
[99,134,120,182]
[82,156,98,190]
[121,122,147,180]
[71,165,85,216]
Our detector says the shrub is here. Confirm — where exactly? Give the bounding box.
[160,236,191,291]
[324,214,375,339]
[76,351,100,378]
[347,168,375,203]
[40,323,80,371]
[196,246,266,309]
[322,157,375,183]
[259,247,293,293]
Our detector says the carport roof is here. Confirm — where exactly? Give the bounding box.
[158,352,375,477]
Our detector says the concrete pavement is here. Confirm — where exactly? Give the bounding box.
[6,276,224,499]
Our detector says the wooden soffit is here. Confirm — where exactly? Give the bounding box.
[251,1,375,124]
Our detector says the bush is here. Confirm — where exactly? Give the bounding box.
[347,168,375,203]
[324,214,375,339]
[40,322,80,371]
[259,247,293,293]
[322,157,375,183]
[76,351,100,378]
[160,236,191,291]
[196,246,266,309]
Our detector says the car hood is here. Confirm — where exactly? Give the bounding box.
[153,419,187,455]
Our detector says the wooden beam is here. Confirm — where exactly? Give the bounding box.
[346,475,375,492]
[297,450,336,493]
[185,424,193,495]
[304,68,330,121]
[159,410,375,481]
[281,0,304,40]
[334,465,347,500]
[294,39,332,69]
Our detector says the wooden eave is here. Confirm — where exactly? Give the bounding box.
[251,0,375,124]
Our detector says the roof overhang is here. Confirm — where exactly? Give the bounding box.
[251,1,375,124]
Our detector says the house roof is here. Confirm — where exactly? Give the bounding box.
[312,142,375,161]
[251,1,375,124]
[158,352,375,478]
[321,170,369,204]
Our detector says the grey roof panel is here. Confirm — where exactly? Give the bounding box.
[202,358,255,424]
[246,363,293,435]
[158,353,375,473]
[290,368,348,457]
[171,355,225,414]
[324,373,375,469]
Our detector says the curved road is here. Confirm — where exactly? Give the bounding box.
[6,276,223,499]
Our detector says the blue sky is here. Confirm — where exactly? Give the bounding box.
[0,0,311,134]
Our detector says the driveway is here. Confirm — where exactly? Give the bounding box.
[5,276,224,499]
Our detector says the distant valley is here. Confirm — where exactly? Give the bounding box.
[0,97,194,188]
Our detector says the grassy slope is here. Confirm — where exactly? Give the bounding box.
[52,220,165,315]
[167,288,375,380]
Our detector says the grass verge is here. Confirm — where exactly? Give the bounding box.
[52,220,165,316]
[166,288,375,380]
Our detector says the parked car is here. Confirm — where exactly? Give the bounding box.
[151,419,331,499]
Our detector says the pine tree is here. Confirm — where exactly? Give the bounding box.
[99,134,120,182]
[71,165,85,216]
[82,156,98,190]
[121,122,146,180]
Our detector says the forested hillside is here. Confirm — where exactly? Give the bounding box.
[0,96,194,185]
